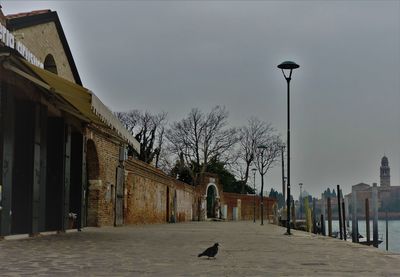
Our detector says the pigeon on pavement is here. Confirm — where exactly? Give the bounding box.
[198,243,219,259]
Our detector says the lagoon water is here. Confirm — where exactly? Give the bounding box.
[328,220,400,253]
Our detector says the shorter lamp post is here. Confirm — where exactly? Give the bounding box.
[252,168,257,223]
[257,145,268,225]
[299,183,303,219]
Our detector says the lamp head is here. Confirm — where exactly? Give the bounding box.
[277,61,299,70]
[278,61,299,80]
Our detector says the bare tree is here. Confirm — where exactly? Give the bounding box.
[255,134,282,225]
[235,117,276,193]
[116,110,167,165]
[166,106,238,185]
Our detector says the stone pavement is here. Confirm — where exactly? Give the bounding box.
[0,221,399,276]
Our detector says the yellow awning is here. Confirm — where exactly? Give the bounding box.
[20,59,103,125]
[3,57,140,151]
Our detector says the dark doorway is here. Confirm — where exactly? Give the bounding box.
[45,117,64,231]
[11,101,34,234]
[69,132,83,229]
[206,186,217,218]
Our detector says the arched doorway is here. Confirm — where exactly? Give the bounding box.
[206,183,220,219]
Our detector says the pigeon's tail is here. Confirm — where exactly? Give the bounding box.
[198,253,204,257]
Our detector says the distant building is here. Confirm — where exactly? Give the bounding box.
[380,155,390,187]
[345,155,400,218]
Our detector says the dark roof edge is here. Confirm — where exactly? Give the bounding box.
[7,11,82,86]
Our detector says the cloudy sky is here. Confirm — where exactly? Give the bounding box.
[2,1,399,198]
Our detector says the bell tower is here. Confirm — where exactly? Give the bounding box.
[380,155,390,187]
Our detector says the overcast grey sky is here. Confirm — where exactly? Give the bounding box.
[2,1,400,198]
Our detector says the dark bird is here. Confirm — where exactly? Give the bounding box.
[198,243,219,258]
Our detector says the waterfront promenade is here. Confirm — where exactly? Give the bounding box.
[0,221,399,276]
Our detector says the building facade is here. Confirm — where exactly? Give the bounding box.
[0,7,276,237]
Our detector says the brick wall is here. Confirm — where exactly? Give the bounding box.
[86,126,121,227]
[124,158,198,224]
[85,130,278,226]
[223,192,276,221]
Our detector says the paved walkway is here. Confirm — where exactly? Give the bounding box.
[0,221,399,276]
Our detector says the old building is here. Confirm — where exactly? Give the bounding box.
[0,7,276,237]
[0,7,140,236]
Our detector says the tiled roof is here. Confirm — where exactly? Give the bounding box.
[5,9,51,19]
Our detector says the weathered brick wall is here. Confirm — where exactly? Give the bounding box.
[124,158,198,224]
[175,182,196,222]
[86,126,121,227]
[10,21,76,83]
[223,192,275,221]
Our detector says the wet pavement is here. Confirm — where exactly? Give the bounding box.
[0,221,399,276]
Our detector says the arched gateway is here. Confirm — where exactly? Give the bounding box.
[205,183,220,219]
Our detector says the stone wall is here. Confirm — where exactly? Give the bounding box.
[10,21,76,83]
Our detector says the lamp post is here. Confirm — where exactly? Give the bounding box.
[299,183,303,220]
[252,168,257,223]
[281,145,286,203]
[257,145,267,225]
[277,60,299,235]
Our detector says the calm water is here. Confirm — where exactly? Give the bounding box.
[327,220,400,253]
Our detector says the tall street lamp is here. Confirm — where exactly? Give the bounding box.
[277,60,300,235]
[252,168,257,223]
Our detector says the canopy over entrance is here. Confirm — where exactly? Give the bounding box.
[0,48,140,152]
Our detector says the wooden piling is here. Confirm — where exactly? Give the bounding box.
[344,197,350,229]
[337,185,343,240]
[365,199,370,243]
[372,183,378,248]
[327,197,332,237]
[312,199,316,234]
[321,194,326,236]
[342,200,347,240]
[386,211,388,251]
[351,186,358,243]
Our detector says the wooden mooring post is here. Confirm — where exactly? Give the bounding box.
[342,200,347,241]
[337,185,343,240]
[312,198,316,234]
[351,185,358,243]
[386,211,388,251]
[372,183,378,248]
[327,197,332,237]
[365,199,370,244]
[321,194,326,236]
